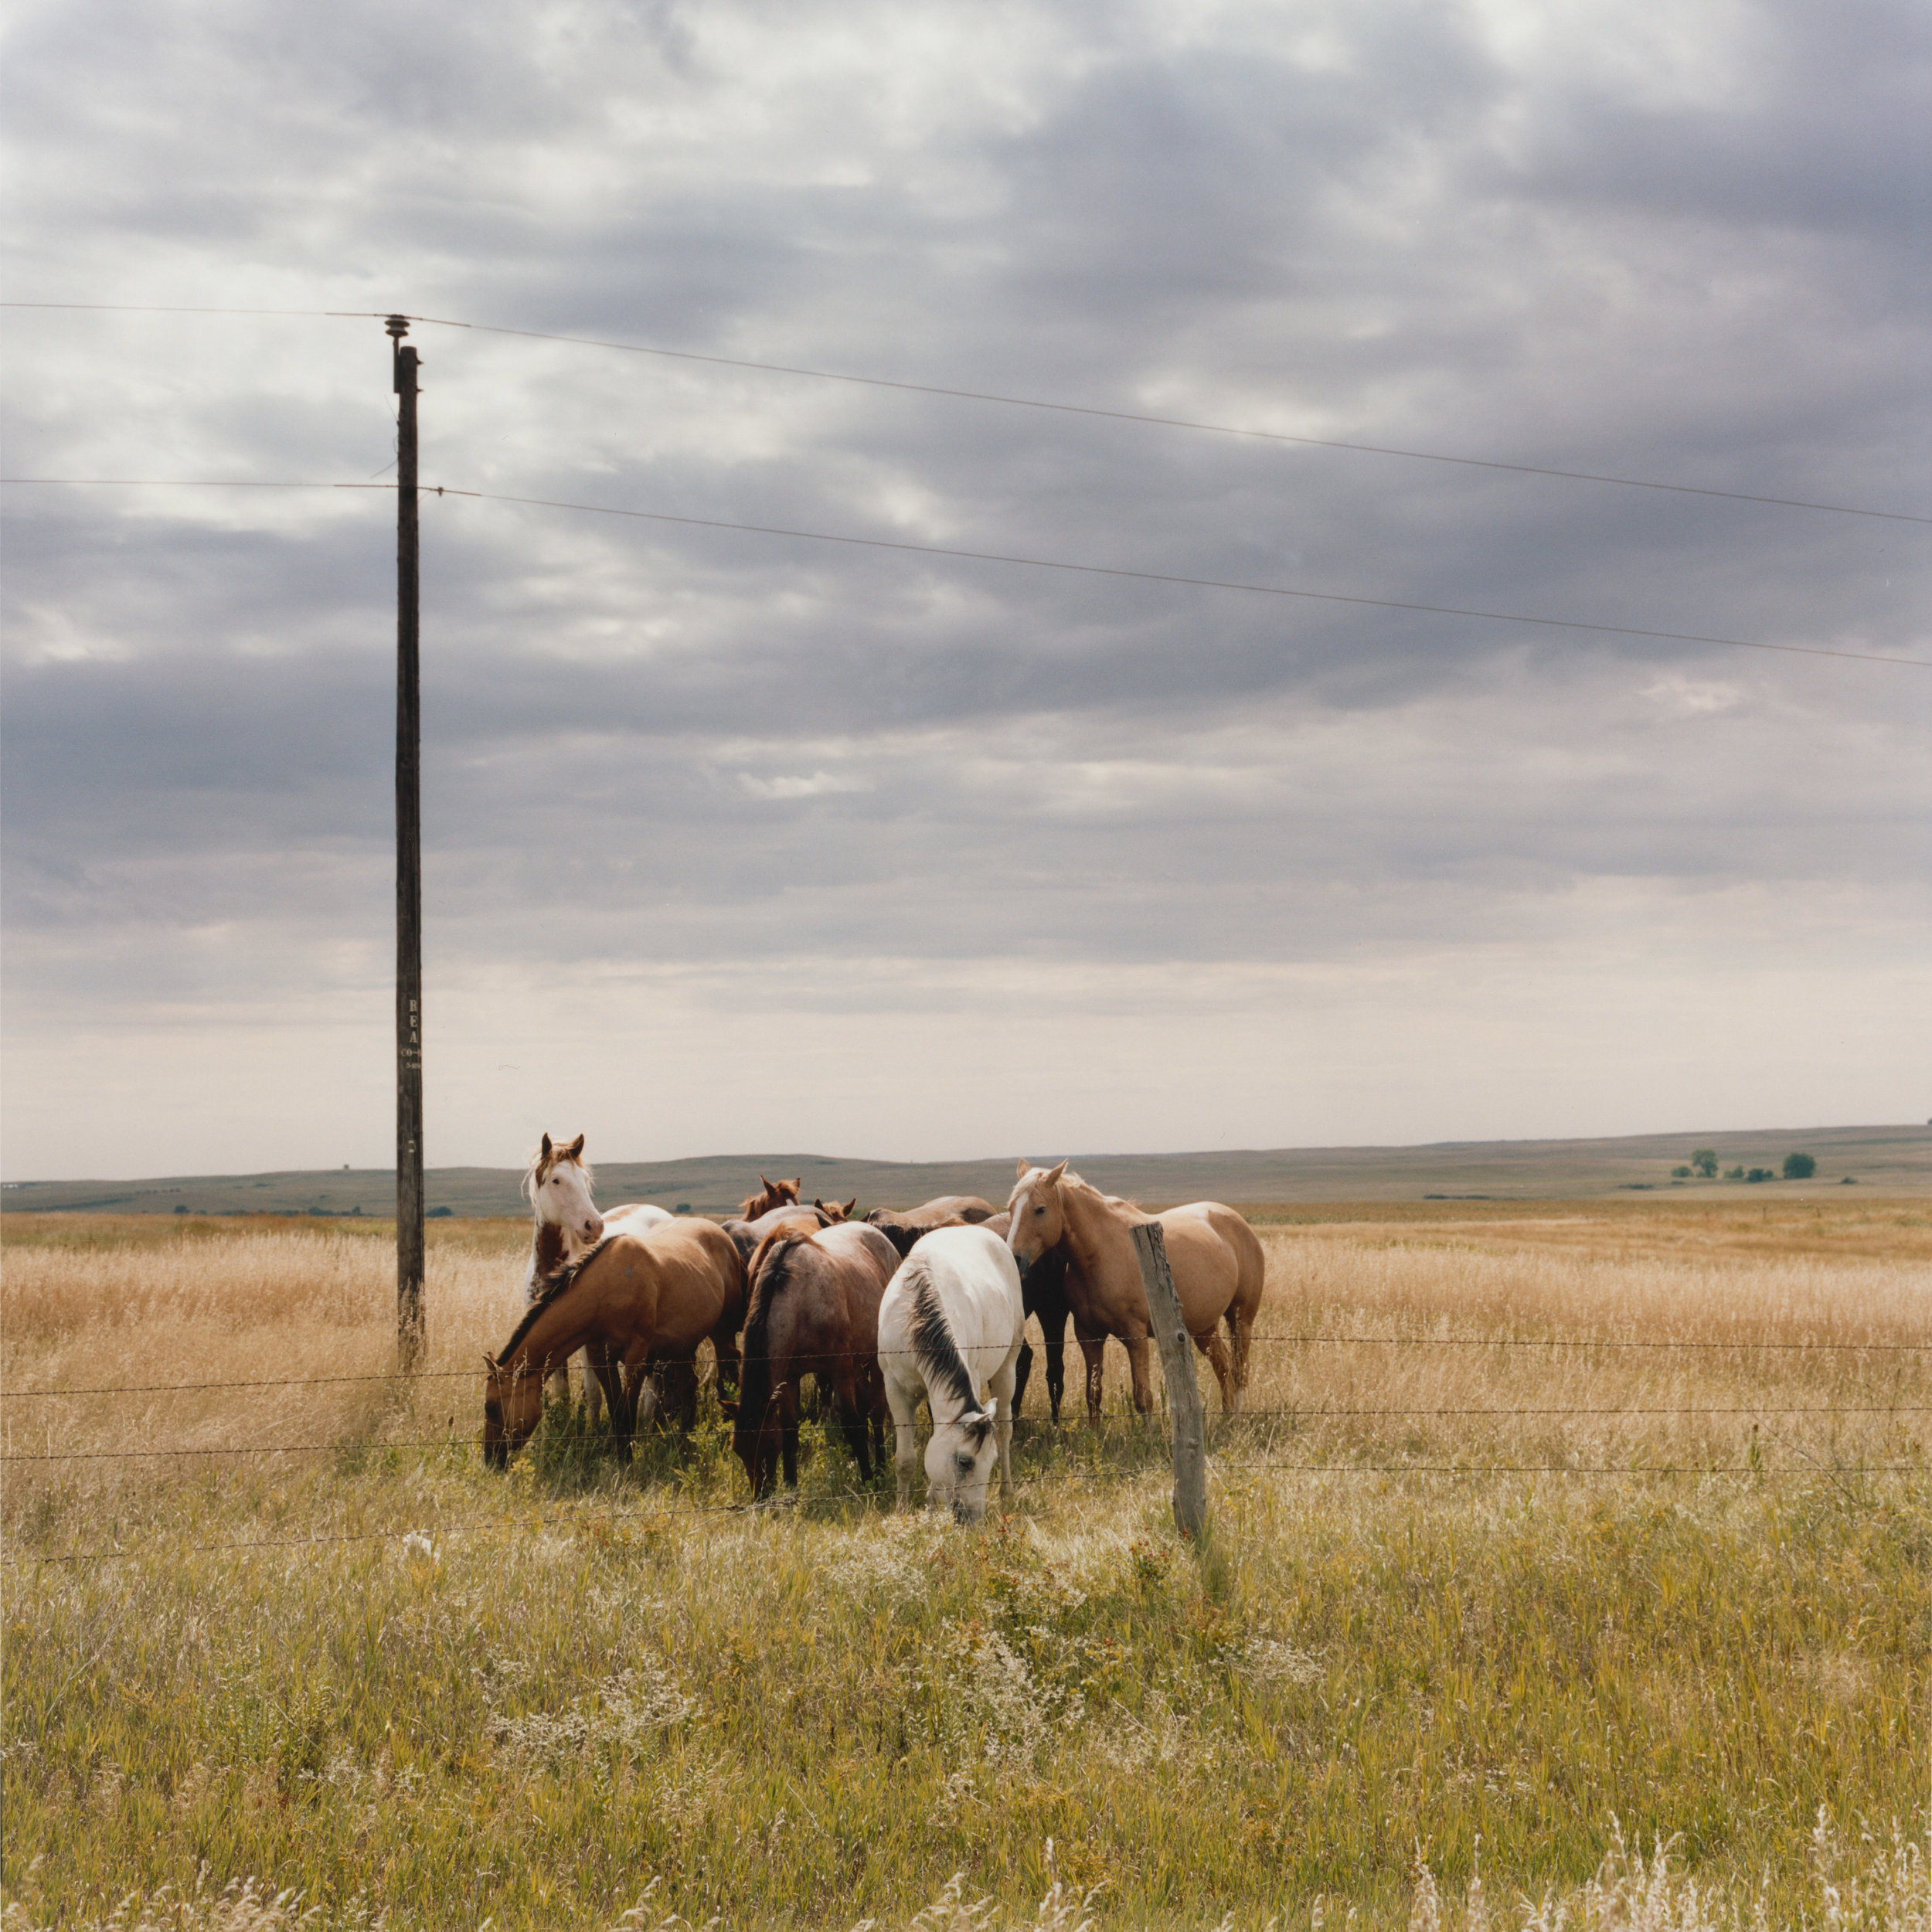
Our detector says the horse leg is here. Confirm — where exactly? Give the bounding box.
[1045,1308,1068,1425]
[587,1345,621,1429]
[611,1353,650,1463]
[989,1359,1018,1508]
[1077,1333,1107,1427]
[837,1376,872,1481]
[1013,1338,1035,1414]
[1124,1336,1156,1417]
[781,1383,799,1490]
[710,1323,742,1406]
[1198,1328,1238,1415]
[546,1359,573,1408]
[664,1357,699,1431]
[885,1377,918,1509]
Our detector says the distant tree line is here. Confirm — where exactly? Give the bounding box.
[1669,1150,1817,1183]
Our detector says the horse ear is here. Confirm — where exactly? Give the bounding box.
[1045,1160,1068,1184]
[843,1197,856,1216]
[540,1132,553,1159]
[482,1351,498,1370]
[564,1134,584,1160]
[760,1173,774,1190]
[1015,1158,1030,1178]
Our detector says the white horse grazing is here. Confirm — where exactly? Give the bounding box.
[522,1133,672,1417]
[877,1223,1025,1524]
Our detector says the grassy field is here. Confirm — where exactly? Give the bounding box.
[2,1202,1927,1930]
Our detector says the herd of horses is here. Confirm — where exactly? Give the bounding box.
[480,1136,1267,1522]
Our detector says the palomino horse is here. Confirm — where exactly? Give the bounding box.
[522,1134,672,1417]
[877,1224,1026,1523]
[484,1217,747,1464]
[726,1222,898,1497]
[866,1195,996,1232]
[812,1196,859,1223]
[1005,1161,1263,1426]
[738,1175,801,1220]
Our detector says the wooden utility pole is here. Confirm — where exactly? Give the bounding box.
[1131,1220,1207,1539]
[389,315,425,1370]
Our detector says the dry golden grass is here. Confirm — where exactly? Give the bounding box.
[3,1202,1927,1930]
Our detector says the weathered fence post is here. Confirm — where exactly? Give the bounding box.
[1131,1220,1207,1539]
[389,314,425,1372]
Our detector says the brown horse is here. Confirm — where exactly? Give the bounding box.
[866,1195,996,1231]
[726,1222,898,1497]
[723,1200,831,1268]
[1005,1161,1264,1426]
[738,1175,802,1219]
[813,1196,859,1223]
[483,1218,747,1464]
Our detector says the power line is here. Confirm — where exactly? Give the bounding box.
[15,476,1913,668]
[5,299,1924,526]
[13,473,1913,668]
[448,485,1932,669]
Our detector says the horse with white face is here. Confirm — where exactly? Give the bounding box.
[876,1224,1025,1524]
[522,1133,673,1417]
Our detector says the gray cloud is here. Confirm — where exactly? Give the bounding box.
[3,0,1928,1175]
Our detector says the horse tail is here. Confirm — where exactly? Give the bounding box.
[735,1229,812,1467]
[1224,1214,1265,1396]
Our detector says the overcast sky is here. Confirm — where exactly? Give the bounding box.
[3,0,1927,1180]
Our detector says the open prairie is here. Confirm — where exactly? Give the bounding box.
[3,1201,1927,1930]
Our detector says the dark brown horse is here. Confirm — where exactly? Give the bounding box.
[738,1175,801,1219]
[726,1222,899,1496]
[983,1209,1073,1425]
[483,1218,746,1463]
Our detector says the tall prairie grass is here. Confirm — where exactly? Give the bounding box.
[2,1203,1926,1929]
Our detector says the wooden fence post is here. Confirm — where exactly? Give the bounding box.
[1131,1220,1207,1539]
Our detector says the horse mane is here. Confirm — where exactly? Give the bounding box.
[497,1236,614,1365]
[1004,1165,1087,1211]
[530,1220,569,1281]
[903,1258,983,1417]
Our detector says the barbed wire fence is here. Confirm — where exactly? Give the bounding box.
[7,1326,1925,1565]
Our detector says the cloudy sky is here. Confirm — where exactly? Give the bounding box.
[2,0,1927,1180]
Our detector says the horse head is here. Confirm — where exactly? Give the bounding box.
[526,1131,604,1249]
[739,1174,802,1219]
[1005,1159,1070,1270]
[814,1196,858,1223]
[481,1350,544,1466]
[925,1407,1000,1524]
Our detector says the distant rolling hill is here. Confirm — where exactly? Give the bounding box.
[4,1123,1927,1217]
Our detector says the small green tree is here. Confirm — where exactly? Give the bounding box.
[1691,1148,1718,1177]
[1672,1165,1692,1178]
[1781,1151,1816,1180]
